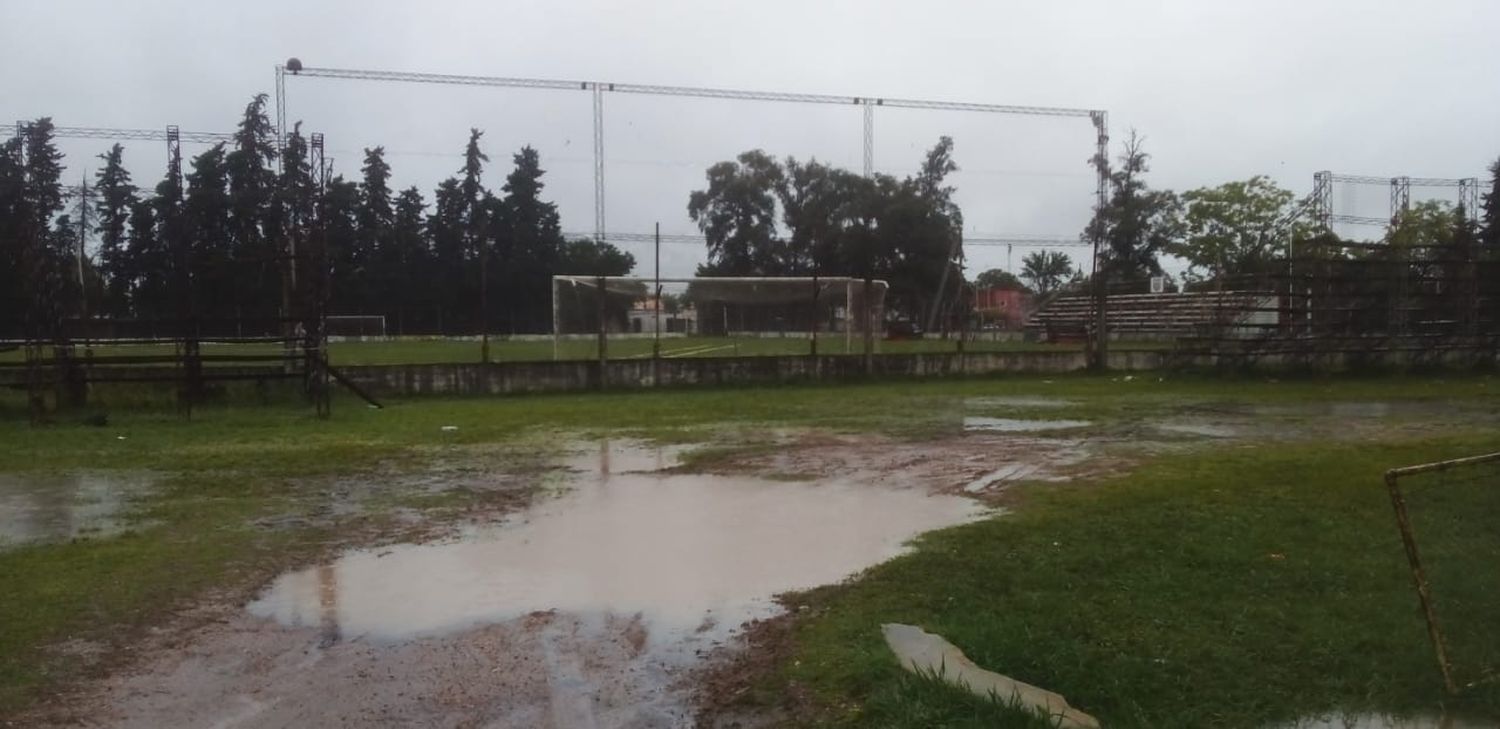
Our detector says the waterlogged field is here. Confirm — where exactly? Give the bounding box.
[2,373,1498,727]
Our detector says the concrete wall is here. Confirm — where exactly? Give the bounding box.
[336,349,1166,398]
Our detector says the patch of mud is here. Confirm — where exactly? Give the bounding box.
[1266,712,1492,728]
[70,610,695,728]
[0,471,156,548]
[963,416,1092,433]
[53,440,986,728]
[690,431,1115,500]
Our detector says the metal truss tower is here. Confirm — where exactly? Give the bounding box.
[1390,176,1410,228]
[1314,171,1480,231]
[275,62,1106,249]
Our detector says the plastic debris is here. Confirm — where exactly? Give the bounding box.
[882,623,1099,729]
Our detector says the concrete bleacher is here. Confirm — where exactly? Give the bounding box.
[1024,291,1280,341]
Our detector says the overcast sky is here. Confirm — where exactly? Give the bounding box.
[5,0,1497,278]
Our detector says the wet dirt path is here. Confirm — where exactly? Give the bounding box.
[45,440,1008,728]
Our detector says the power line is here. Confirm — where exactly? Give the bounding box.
[33,124,234,145]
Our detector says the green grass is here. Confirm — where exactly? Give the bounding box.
[759,435,1500,727]
[2,372,1499,722]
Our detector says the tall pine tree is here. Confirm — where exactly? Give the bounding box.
[390,186,430,333]
[183,145,233,320]
[1481,156,1500,252]
[225,94,280,319]
[94,144,138,317]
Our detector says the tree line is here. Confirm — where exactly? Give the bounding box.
[686,138,966,326]
[970,133,1500,301]
[6,93,1500,340]
[1,95,635,339]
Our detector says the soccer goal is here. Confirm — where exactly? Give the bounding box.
[324,315,388,339]
[1384,451,1500,694]
[550,275,889,360]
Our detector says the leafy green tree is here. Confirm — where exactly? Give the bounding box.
[1085,131,1178,286]
[973,268,1029,292]
[777,158,877,276]
[1386,200,1457,252]
[1020,250,1075,295]
[875,137,965,329]
[1168,175,1298,282]
[687,138,965,324]
[94,144,138,316]
[688,150,783,274]
[558,238,635,275]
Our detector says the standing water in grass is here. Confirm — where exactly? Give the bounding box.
[249,441,987,647]
[0,472,156,548]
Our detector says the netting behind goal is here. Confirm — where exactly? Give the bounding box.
[551,275,888,360]
[325,315,388,339]
[1384,453,1500,693]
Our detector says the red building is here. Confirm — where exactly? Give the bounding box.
[974,287,1031,330]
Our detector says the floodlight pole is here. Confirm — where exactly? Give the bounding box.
[1088,110,1110,371]
[595,274,608,376]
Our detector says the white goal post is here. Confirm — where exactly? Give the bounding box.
[550,275,889,360]
[324,315,388,339]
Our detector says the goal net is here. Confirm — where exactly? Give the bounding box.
[1384,452,1500,693]
[325,315,388,339]
[551,275,888,360]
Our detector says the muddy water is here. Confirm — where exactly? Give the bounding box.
[964,396,1076,409]
[0,472,155,547]
[1269,712,1491,728]
[963,416,1092,433]
[1152,421,1240,438]
[249,441,986,650]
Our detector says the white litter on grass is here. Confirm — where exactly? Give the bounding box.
[116,436,127,441]
[882,623,1099,729]
[440,426,459,432]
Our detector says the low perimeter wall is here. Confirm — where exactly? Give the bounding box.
[338,349,1165,398]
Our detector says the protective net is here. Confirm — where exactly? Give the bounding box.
[551,275,888,360]
[1386,453,1500,692]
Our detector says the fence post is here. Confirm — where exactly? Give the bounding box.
[863,276,875,375]
[596,275,608,388]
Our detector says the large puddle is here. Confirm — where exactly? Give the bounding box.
[1269,712,1491,728]
[248,441,987,649]
[0,472,156,548]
